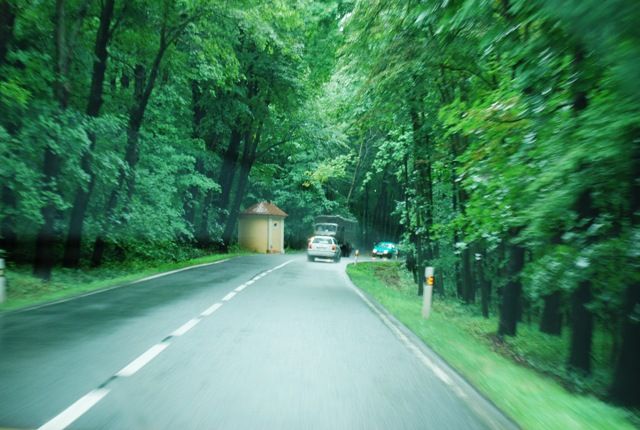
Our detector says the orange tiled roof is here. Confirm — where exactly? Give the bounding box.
[240,202,288,217]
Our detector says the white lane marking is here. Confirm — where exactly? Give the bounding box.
[201,303,222,316]
[36,258,296,430]
[222,291,236,301]
[273,260,294,270]
[16,259,230,314]
[131,259,229,284]
[38,388,110,430]
[170,318,200,337]
[349,285,455,387]
[116,343,168,377]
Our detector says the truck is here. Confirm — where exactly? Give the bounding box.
[313,215,358,257]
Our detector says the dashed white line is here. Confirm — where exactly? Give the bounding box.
[201,302,222,316]
[116,343,168,377]
[222,291,236,301]
[38,388,110,430]
[37,258,296,430]
[280,260,295,269]
[170,318,201,337]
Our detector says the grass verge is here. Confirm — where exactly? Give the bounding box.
[0,252,245,312]
[346,262,637,430]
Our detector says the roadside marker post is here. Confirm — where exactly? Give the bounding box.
[422,266,434,319]
[354,249,359,264]
[0,258,5,304]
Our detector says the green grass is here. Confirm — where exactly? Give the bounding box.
[347,262,637,430]
[0,252,246,312]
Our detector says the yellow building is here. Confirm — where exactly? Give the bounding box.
[238,202,288,253]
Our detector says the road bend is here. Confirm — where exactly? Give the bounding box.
[0,255,515,429]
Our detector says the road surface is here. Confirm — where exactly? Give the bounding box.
[0,255,516,429]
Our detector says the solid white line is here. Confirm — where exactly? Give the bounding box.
[38,388,110,430]
[349,285,455,387]
[116,343,168,377]
[245,280,255,285]
[222,291,236,301]
[131,259,229,284]
[14,259,230,314]
[170,318,200,337]
[201,303,222,316]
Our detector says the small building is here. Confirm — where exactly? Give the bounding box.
[238,202,288,254]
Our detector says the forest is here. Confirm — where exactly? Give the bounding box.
[0,0,638,411]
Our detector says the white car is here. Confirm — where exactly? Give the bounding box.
[307,236,341,262]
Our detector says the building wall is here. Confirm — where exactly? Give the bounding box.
[238,217,268,253]
[269,218,284,253]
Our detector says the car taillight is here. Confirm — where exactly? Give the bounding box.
[331,244,336,251]
[308,243,313,249]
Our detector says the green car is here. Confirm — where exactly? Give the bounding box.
[372,242,398,258]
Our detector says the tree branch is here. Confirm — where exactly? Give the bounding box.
[438,63,496,89]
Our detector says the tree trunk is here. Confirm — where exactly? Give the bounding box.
[196,188,215,248]
[565,186,597,372]
[222,125,261,247]
[33,148,62,280]
[217,128,242,212]
[62,0,116,268]
[181,80,206,237]
[450,136,462,297]
[540,291,563,335]
[609,281,640,406]
[567,281,593,374]
[0,186,18,260]
[52,0,69,109]
[85,0,115,119]
[461,245,474,304]
[183,157,204,234]
[91,29,171,266]
[0,0,16,67]
[478,249,491,318]
[33,0,67,280]
[410,100,433,294]
[609,135,640,406]
[498,236,525,337]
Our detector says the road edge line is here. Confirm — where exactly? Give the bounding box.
[5,259,231,314]
[341,266,520,430]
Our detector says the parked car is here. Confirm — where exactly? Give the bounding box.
[372,242,398,259]
[307,236,342,262]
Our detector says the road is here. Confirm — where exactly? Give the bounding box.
[0,255,515,429]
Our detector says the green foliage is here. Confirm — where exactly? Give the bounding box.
[0,0,347,265]
[347,262,638,430]
[338,0,640,402]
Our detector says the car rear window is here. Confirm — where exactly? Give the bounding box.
[312,237,333,244]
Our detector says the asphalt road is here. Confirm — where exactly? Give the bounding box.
[0,255,516,430]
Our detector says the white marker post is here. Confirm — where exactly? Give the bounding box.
[354,249,359,264]
[0,258,5,304]
[422,266,434,319]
